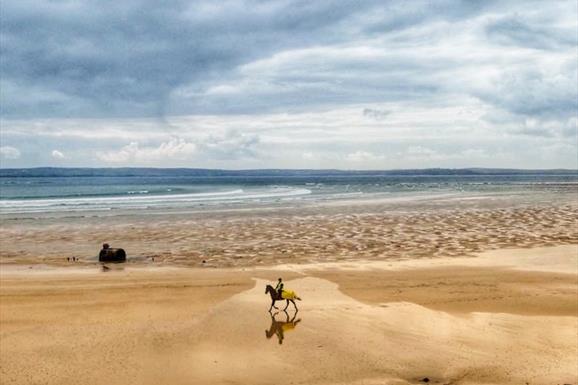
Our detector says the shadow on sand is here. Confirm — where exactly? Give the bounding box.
[265,310,302,345]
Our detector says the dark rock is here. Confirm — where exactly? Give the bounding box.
[99,248,126,263]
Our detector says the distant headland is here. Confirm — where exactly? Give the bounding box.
[0,167,577,178]
[0,167,576,178]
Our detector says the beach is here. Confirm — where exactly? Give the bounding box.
[3,0,578,382]
[1,246,577,385]
[1,186,577,385]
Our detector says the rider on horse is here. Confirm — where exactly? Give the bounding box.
[275,278,284,299]
[266,278,301,311]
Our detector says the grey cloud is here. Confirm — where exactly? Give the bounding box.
[363,108,391,120]
[513,126,556,138]
[1,0,521,119]
[364,0,497,34]
[485,15,578,50]
[477,62,578,121]
[519,121,577,139]
[1,0,388,119]
[169,45,447,115]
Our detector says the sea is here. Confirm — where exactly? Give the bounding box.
[1,171,577,218]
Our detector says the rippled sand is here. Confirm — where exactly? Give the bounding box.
[1,200,576,267]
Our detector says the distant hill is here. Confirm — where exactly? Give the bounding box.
[0,167,576,178]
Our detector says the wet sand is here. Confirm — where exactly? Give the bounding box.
[1,201,577,267]
[1,245,577,385]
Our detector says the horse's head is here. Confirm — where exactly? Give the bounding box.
[265,284,273,294]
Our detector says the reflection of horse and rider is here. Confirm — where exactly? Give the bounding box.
[265,310,302,344]
[265,278,302,312]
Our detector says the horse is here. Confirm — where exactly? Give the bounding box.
[265,284,301,311]
[265,310,301,344]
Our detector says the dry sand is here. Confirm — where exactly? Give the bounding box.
[1,245,577,385]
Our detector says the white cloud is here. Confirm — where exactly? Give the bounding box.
[2,100,575,169]
[97,138,197,164]
[346,151,386,163]
[0,146,20,159]
[198,130,260,160]
[51,150,65,159]
[460,149,489,159]
[406,146,439,159]
[302,152,318,161]
[404,146,491,162]
[95,131,260,165]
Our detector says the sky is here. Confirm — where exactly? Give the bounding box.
[1,0,577,169]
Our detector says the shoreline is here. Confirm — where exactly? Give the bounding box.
[2,185,576,220]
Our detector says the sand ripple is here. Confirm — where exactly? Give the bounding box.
[1,203,576,267]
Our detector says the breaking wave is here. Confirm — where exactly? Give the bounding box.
[0,187,312,214]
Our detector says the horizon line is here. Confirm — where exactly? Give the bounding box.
[1,166,577,172]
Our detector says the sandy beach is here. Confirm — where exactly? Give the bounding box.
[3,0,578,382]
[1,245,577,385]
[1,197,577,385]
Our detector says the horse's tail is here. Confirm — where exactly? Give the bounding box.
[295,296,302,301]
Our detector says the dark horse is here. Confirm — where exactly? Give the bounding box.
[265,285,301,311]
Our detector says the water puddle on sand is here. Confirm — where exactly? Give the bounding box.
[137,277,577,385]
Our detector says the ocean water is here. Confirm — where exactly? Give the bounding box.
[1,174,576,217]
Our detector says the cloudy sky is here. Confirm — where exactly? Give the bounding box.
[1,0,576,169]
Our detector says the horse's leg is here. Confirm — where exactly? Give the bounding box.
[283,299,289,311]
[291,299,298,310]
[270,299,277,311]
